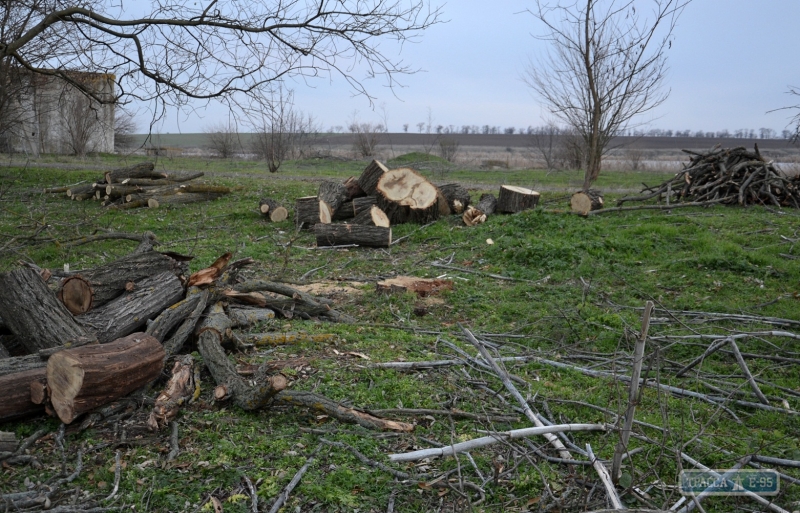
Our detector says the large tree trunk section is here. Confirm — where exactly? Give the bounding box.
[332,200,355,221]
[259,198,289,222]
[343,176,366,200]
[196,303,287,410]
[104,162,164,184]
[79,271,185,343]
[315,224,392,248]
[47,333,166,424]
[295,196,330,230]
[356,160,388,195]
[57,251,184,312]
[462,193,497,227]
[0,368,46,422]
[352,196,377,216]
[375,168,441,225]
[437,183,471,214]
[0,267,92,353]
[352,205,390,227]
[318,181,348,219]
[497,185,540,213]
[570,189,605,215]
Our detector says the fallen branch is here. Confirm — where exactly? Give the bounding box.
[586,443,624,510]
[728,338,770,405]
[267,444,322,513]
[588,199,725,215]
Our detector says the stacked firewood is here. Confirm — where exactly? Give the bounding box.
[290,160,541,246]
[44,162,231,209]
[619,145,800,208]
[0,234,408,431]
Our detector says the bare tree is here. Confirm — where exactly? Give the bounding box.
[114,108,138,151]
[251,89,320,172]
[61,91,102,156]
[348,113,385,157]
[204,121,241,158]
[437,137,459,162]
[0,1,442,124]
[524,0,688,190]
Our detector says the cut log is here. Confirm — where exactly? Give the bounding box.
[352,205,390,227]
[227,307,276,328]
[66,184,94,198]
[105,184,144,200]
[146,192,227,208]
[332,200,355,221]
[352,196,378,216]
[259,198,288,222]
[462,193,497,226]
[437,183,471,214]
[570,189,605,215]
[497,185,540,213]
[147,354,196,431]
[375,168,442,225]
[56,250,184,311]
[356,159,388,195]
[295,196,329,230]
[0,431,17,452]
[376,276,453,296]
[0,267,92,353]
[318,181,348,219]
[315,224,392,248]
[104,162,163,184]
[47,332,165,424]
[343,176,366,200]
[116,171,204,186]
[0,368,46,422]
[79,271,185,343]
[476,193,498,215]
[57,275,94,315]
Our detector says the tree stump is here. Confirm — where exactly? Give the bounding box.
[497,185,540,213]
[0,267,92,353]
[343,176,366,200]
[356,160,388,195]
[318,181,348,219]
[259,198,288,222]
[47,332,165,424]
[438,183,471,214]
[352,196,378,216]
[295,196,329,230]
[352,205,390,227]
[570,189,605,215]
[375,168,442,224]
[315,224,392,248]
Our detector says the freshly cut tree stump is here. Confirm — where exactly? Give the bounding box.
[57,275,94,315]
[570,189,604,215]
[79,271,185,343]
[295,196,329,230]
[0,267,92,353]
[259,198,288,222]
[0,368,46,422]
[352,196,378,216]
[332,200,355,221]
[497,185,540,213]
[375,168,442,224]
[352,205,390,227]
[343,176,366,200]
[438,183,471,214]
[47,332,165,424]
[104,162,164,184]
[356,160,389,195]
[318,181,348,219]
[377,277,453,296]
[315,224,392,248]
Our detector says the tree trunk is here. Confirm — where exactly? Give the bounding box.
[104,162,163,184]
[0,368,46,422]
[476,193,498,215]
[496,185,540,213]
[352,196,377,216]
[57,250,184,312]
[570,189,604,215]
[352,205,390,227]
[79,271,185,343]
[318,180,348,219]
[437,183,471,214]
[375,168,441,224]
[0,267,92,353]
[332,200,355,221]
[47,333,165,424]
[315,224,392,248]
[356,159,388,195]
[259,198,288,222]
[343,176,366,200]
[295,196,329,230]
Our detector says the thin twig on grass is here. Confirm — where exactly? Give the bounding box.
[585,443,624,510]
[268,443,322,513]
[728,338,770,405]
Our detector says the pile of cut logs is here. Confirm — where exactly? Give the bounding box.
[0,233,408,431]
[280,160,541,247]
[618,145,800,208]
[44,162,231,209]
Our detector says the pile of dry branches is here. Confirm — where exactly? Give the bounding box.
[619,145,800,208]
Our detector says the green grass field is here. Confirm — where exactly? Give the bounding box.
[1,154,798,512]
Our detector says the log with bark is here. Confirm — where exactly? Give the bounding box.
[462,193,497,226]
[0,267,93,353]
[352,205,390,227]
[375,167,442,224]
[0,368,46,422]
[0,431,17,452]
[259,198,289,222]
[318,180,348,220]
[571,189,605,215]
[343,176,366,200]
[437,183,471,214]
[47,332,165,423]
[497,185,540,213]
[352,196,378,216]
[315,223,392,248]
[295,196,330,230]
[332,200,355,221]
[104,162,165,184]
[356,159,388,195]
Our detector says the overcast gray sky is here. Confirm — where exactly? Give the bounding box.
[152,0,800,135]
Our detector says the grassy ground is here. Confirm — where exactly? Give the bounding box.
[1,154,799,512]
